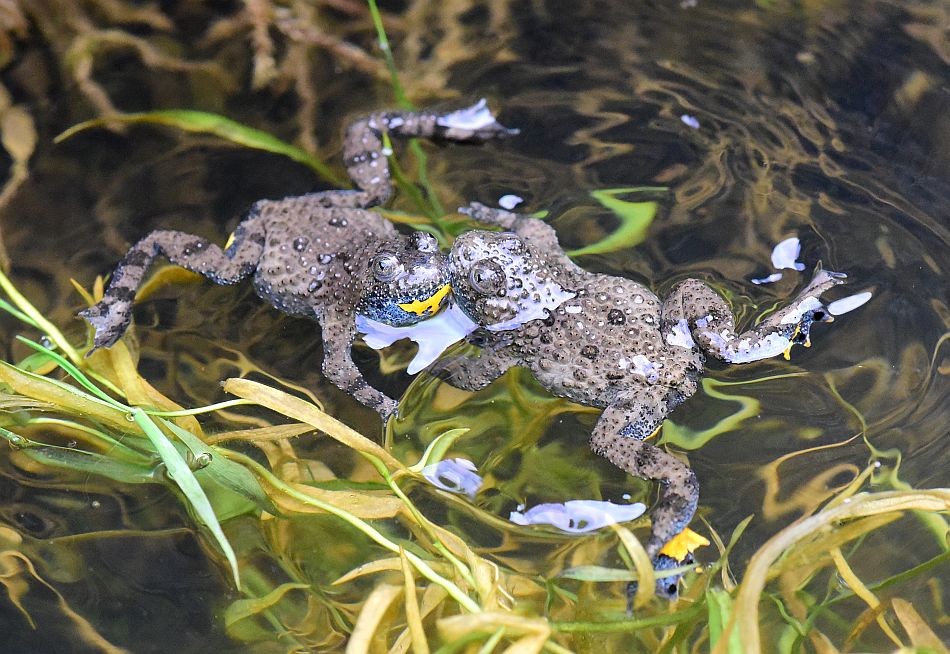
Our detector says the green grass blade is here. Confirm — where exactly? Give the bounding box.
[222,449,480,613]
[0,269,81,364]
[0,360,128,415]
[55,110,346,186]
[0,427,155,483]
[161,418,275,514]
[26,417,154,462]
[409,428,470,472]
[0,297,37,327]
[15,336,123,408]
[558,565,636,582]
[568,187,667,257]
[130,409,240,587]
[366,0,411,110]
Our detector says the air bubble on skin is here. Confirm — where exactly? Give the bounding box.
[292,237,309,252]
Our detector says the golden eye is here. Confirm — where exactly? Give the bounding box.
[469,261,505,295]
[372,253,400,282]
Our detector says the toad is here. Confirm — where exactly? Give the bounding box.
[80,101,516,420]
[436,202,846,595]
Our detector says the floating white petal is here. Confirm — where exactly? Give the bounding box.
[771,237,806,271]
[421,458,483,499]
[827,291,872,316]
[498,194,523,210]
[356,303,479,374]
[510,499,646,533]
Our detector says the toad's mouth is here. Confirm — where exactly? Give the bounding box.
[397,283,452,317]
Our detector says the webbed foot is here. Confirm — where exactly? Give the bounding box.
[433,99,520,142]
[78,299,131,354]
[625,552,695,610]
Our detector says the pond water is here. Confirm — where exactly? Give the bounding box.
[0,0,947,651]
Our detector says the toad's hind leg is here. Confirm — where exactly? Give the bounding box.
[425,343,519,392]
[80,211,266,351]
[342,100,518,208]
[661,268,846,363]
[588,391,699,597]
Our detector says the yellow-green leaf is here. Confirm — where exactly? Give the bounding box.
[568,187,666,257]
[55,110,345,186]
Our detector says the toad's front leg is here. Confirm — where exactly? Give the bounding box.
[459,202,587,276]
[319,309,399,421]
[588,389,699,598]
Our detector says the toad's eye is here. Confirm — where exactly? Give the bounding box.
[499,236,525,254]
[469,261,506,295]
[371,253,401,282]
[410,232,438,253]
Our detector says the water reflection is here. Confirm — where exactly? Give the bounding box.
[0,0,947,649]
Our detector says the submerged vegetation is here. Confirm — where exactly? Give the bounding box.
[0,0,948,652]
[1,264,948,651]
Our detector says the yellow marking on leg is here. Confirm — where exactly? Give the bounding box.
[658,528,710,562]
[782,324,802,360]
[398,283,451,316]
[224,232,236,251]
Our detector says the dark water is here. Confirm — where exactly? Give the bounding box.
[0,0,947,651]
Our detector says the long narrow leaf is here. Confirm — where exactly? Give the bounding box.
[55,110,345,186]
[130,409,240,587]
[162,419,275,514]
[568,187,667,257]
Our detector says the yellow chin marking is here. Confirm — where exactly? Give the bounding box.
[658,528,710,562]
[224,232,236,251]
[398,283,452,317]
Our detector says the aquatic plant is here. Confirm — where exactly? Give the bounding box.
[0,1,947,651]
[1,247,948,652]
